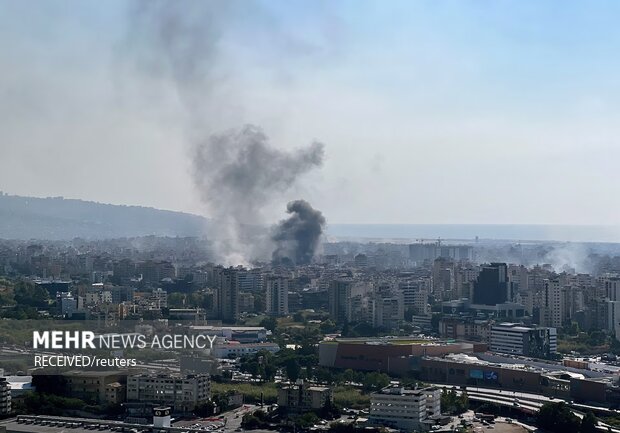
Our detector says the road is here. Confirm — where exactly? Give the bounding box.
[434,384,620,433]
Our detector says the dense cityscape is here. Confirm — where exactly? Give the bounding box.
[2,236,620,433]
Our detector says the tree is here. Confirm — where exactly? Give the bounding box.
[241,409,269,430]
[320,319,337,334]
[239,350,277,381]
[319,398,341,419]
[194,400,217,417]
[295,412,319,429]
[285,358,301,382]
[537,402,580,433]
[581,411,598,433]
[260,316,278,332]
[167,292,185,308]
[341,369,356,383]
[441,389,469,415]
[254,293,265,313]
[314,367,337,384]
[362,372,390,391]
[14,281,49,309]
[458,391,469,413]
[588,329,607,346]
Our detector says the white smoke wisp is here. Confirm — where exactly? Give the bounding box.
[542,243,594,274]
[123,0,330,265]
[192,125,324,264]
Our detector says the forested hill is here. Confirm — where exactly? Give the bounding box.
[0,193,207,240]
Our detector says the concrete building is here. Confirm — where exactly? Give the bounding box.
[151,288,168,309]
[369,386,441,432]
[237,268,264,293]
[213,267,240,323]
[265,276,289,316]
[211,342,280,358]
[372,294,404,331]
[111,286,136,304]
[541,279,565,328]
[354,253,368,268]
[400,279,430,316]
[188,325,268,343]
[168,308,206,322]
[433,258,455,300]
[439,317,492,342]
[238,292,255,313]
[441,298,526,319]
[606,300,620,338]
[0,377,11,416]
[409,243,474,264]
[603,276,620,301]
[418,353,618,403]
[277,381,333,412]
[302,288,329,311]
[490,323,557,358]
[56,291,83,317]
[473,263,509,305]
[61,371,126,404]
[319,337,477,375]
[329,278,353,324]
[126,373,210,412]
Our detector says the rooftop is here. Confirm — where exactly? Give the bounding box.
[325,336,448,346]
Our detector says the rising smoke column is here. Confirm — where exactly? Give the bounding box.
[124,1,328,264]
[272,200,326,265]
[192,125,324,263]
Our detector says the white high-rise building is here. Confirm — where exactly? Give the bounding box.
[542,279,565,328]
[490,323,557,358]
[372,295,404,330]
[370,386,441,432]
[213,267,240,323]
[603,276,620,301]
[399,279,430,316]
[266,276,289,316]
[151,288,168,309]
[329,278,353,324]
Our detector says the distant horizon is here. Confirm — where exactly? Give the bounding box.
[4,191,620,229]
[3,192,620,244]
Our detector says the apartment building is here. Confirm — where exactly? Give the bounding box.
[61,370,126,405]
[126,373,210,412]
[490,323,557,358]
[277,381,333,412]
[369,386,441,432]
[0,377,11,416]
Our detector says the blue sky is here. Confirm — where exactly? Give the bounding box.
[1,0,620,225]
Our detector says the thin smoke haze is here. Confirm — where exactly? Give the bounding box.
[192,126,325,264]
[123,0,329,264]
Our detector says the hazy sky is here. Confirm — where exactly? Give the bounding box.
[2,0,620,225]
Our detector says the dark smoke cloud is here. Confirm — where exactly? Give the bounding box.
[192,125,324,263]
[272,200,326,265]
[193,125,324,224]
[123,0,329,264]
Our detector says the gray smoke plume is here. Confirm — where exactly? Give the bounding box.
[123,1,329,264]
[272,200,326,265]
[192,125,324,263]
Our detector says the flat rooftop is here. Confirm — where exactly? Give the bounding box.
[323,336,464,346]
[189,326,266,331]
